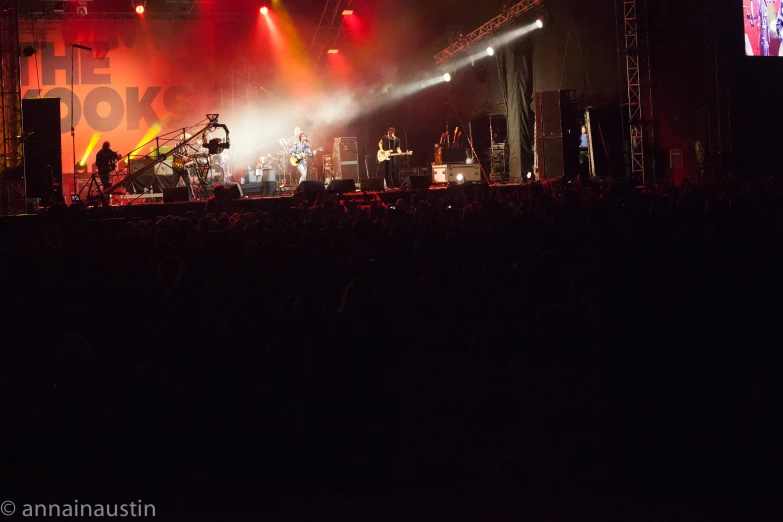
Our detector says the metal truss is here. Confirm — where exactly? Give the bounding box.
[434,0,543,65]
[623,0,655,184]
[165,0,198,16]
[1,0,25,215]
[704,10,722,175]
[20,11,257,22]
[310,0,351,76]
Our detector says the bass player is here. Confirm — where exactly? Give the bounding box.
[377,127,402,189]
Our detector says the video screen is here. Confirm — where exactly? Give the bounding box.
[745,0,783,56]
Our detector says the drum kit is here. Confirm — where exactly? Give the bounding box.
[186,152,227,190]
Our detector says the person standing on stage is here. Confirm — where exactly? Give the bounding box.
[289,131,314,185]
[95,141,120,193]
[173,133,196,199]
[377,127,402,189]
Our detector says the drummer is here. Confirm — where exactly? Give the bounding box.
[255,154,272,169]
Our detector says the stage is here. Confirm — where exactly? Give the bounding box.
[84,182,526,217]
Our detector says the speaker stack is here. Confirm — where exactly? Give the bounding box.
[534,90,579,180]
[333,137,359,181]
[22,98,63,206]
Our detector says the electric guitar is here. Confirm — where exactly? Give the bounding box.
[290,147,323,167]
[377,150,413,163]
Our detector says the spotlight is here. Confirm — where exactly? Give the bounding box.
[22,46,35,57]
[342,9,353,15]
[443,72,451,82]
[536,19,543,28]
[76,4,88,16]
[526,171,533,180]
[486,46,494,56]
[135,2,145,14]
[327,49,339,54]
[456,173,464,182]
[260,6,268,14]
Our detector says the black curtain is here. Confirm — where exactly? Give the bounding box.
[501,38,535,182]
[445,36,535,183]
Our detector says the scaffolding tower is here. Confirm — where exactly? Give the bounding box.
[1,0,24,215]
[623,0,655,184]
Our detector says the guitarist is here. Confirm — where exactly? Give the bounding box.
[95,141,120,193]
[377,127,402,189]
[289,131,315,184]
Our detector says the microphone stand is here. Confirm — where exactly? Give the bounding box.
[489,114,495,182]
[69,44,92,200]
[70,44,76,199]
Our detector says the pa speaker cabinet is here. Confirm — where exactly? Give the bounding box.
[534,90,579,180]
[327,179,356,192]
[359,178,385,191]
[446,163,480,183]
[539,137,565,180]
[401,176,432,191]
[338,163,359,181]
[162,186,190,202]
[22,98,63,206]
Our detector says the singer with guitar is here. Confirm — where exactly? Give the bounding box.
[289,132,319,185]
[377,127,411,189]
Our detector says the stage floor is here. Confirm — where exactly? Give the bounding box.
[68,182,528,218]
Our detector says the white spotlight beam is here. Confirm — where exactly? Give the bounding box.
[433,0,543,65]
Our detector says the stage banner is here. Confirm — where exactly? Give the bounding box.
[18,19,217,172]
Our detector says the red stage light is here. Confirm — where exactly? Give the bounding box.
[135,4,144,14]
[342,10,353,15]
[260,6,268,14]
[327,49,339,54]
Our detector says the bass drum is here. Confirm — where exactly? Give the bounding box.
[209,164,225,184]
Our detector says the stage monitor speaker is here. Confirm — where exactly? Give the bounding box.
[400,176,432,191]
[441,146,467,164]
[162,186,189,202]
[225,183,243,200]
[22,98,63,206]
[327,179,356,192]
[360,178,385,191]
[296,180,325,193]
[295,180,325,204]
